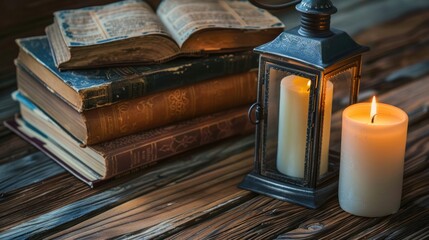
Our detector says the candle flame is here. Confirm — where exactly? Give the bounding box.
[307,80,311,92]
[370,96,377,123]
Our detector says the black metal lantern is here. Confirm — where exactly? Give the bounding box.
[240,0,369,208]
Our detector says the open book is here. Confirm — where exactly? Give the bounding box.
[46,0,284,70]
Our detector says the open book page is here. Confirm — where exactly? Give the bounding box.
[157,0,284,47]
[54,0,171,47]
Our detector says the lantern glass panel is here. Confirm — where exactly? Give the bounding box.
[318,64,357,182]
[260,61,319,185]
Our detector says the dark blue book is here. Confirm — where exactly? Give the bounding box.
[16,36,257,112]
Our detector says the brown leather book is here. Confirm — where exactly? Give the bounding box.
[17,66,257,145]
[7,93,253,186]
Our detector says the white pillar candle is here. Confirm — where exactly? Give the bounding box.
[277,75,333,178]
[339,98,408,217]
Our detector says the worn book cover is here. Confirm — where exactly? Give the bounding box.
[16,36,257,112]
[46,0,284,69]
[17,65,257,144]
[6,91,254,187]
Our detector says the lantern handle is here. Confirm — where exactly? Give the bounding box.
[249,0,300,10]
[248,102,262,125]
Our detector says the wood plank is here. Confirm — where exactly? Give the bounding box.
[0,85,36,165]
[0,152,64,194]
[331,10,429,112]
[367,60,429,98]
[0,135,254,238]
[0,86,18,123]
[0,75,16,90]
[360,176,429,239]
[333,0,429,36]
[48,149,256,239]
[0,133,36,164]
[171,195,317,240]
[358,10,429,92]
[0,173,85,232]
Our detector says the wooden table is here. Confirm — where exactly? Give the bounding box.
[1,1,428,239]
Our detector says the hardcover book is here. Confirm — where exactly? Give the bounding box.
[17,65,257,144]
[16,36,258,112]
[46,0,283,69]
[6,92,253,187]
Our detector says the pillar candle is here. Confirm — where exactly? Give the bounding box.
[277,75,333,178]
[339,99,408,217]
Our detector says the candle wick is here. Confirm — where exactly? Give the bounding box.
[371,114,377,124]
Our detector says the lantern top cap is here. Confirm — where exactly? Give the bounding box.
[254,0,368,68]
[254,27,369,69]
[296,0,337,15]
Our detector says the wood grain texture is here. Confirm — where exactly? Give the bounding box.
[330,9,429,112]
[0,87,18,122]
[48,149,256,239]
[358,10,429,93]
[0,86,35,164]
[333,0,429,36]
[0,132,36,164]
[0,173,86,232]
[0,136,254,239]
[169,195,316,240]
[0,152,64,195]
[0,76,16,90]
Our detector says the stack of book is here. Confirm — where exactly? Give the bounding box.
[6,0,284,186]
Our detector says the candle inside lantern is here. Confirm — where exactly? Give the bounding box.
[276,75,333,178]
[339,97,408,217]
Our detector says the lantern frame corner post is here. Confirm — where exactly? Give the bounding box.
[240,55,337,209]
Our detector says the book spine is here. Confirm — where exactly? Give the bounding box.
[80,52,258,110]
[103,107,254,178]
[85,71,258,144]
